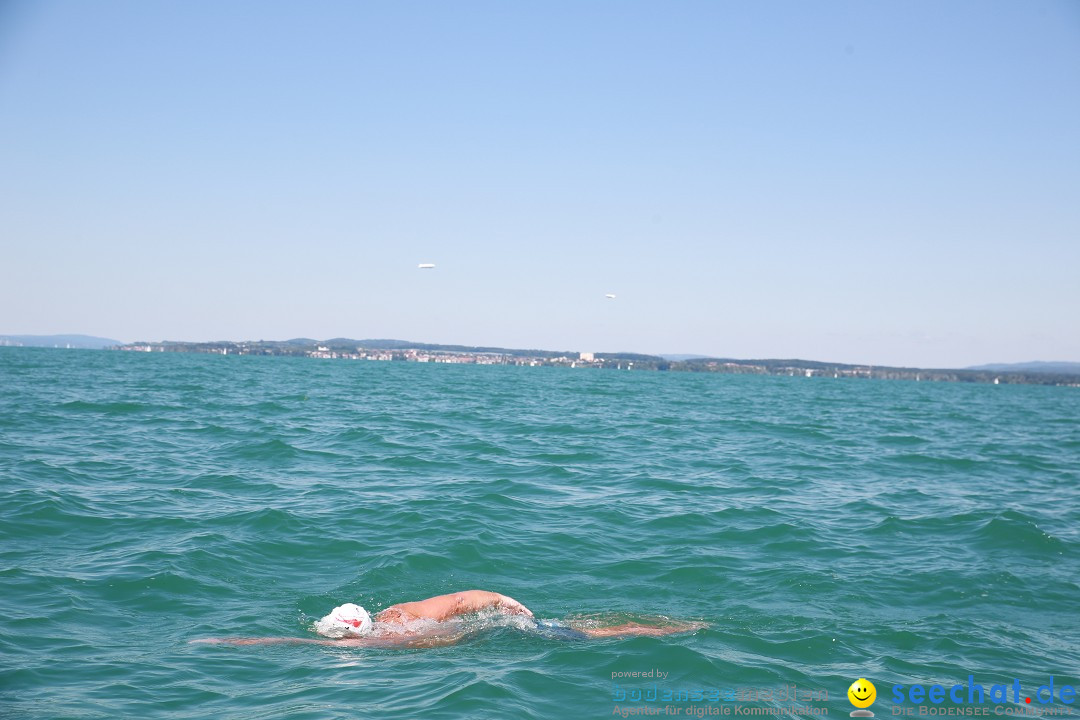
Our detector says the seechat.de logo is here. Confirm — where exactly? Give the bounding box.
[849,678,878,717]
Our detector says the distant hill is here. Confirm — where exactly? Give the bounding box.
[660,354,711,361]
[966,361,1080,374]
[0,334,122,349]
[320,338,578,358]
[105,338,1080,385]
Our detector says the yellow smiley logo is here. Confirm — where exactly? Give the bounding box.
[848,678,877,709]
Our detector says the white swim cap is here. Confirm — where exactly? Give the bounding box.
[314,603,373,637]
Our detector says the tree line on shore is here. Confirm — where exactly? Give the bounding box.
[108,339,1080,386]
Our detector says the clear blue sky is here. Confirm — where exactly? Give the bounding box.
[2,1,1077,366]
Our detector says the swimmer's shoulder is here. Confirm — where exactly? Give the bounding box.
[376,605,420,624]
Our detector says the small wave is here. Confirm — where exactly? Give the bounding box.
[58,400,154,414]
[883,452,990,470]
[865,509,1069,557]
[875,433,930,446]
[220,438,343,462]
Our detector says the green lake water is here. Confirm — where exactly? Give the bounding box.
[1,348,1077,718]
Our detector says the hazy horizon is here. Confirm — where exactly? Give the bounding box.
[2,2,1077,367]
[4,332,1079,371]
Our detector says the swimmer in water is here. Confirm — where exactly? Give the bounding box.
[193,590,705,648]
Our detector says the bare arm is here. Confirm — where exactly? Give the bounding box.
[191,627,467,649]
[578,620,707,638]
[190,616,705,648]
[378,590,533,622]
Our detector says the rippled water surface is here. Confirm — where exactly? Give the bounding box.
[1,348,1078,718]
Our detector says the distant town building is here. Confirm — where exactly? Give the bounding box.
[98,341,1080,386]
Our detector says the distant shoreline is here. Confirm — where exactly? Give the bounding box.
[4,336,1077,386]
[92,339,1079,387]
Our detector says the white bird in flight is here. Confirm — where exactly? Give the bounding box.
[605,293,616,299]
[418,263,435,269]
